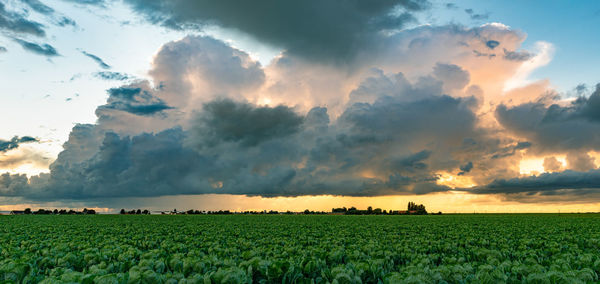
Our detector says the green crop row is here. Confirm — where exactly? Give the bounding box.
[1,214,600,283]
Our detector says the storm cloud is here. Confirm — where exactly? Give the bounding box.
[469,169,600,196]
[123,0,430,63]
[496,84,600,151]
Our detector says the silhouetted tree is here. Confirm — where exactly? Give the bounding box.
[120,209,126,214]
[24,208,32,214]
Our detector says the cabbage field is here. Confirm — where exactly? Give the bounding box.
[1,214,600,283]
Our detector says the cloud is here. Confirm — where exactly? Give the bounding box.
[95,86,172,116]
[457,161,473,175]
[0,136,38,153]
[464,8,489,20]
[22,0,54,15]
[485,40,499,49]
[0,45,485,200]
[432,63,470,92]
[82,51,111,69]
[496,84,600,152]
[13,38,59,56]
[468,169,600,196]
[93,71,130,81]
[193,99,303,147]
[566,152,597,172]
[0,24,570,204]
[0,46,6,52]
[445,3,458,9]
[543,157,563,172]
[0,2,46,37]
[503,41,554,91]
[123,0,430,63]
[503,48,532,61]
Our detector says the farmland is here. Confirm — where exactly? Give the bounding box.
[1,214,600,283]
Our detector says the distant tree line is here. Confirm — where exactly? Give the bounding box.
[331,202,438,215]
[11,208,96,215]
[119,209,150,215]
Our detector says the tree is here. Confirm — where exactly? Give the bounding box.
[24,208,32,214]
[142,210,150,215]
[120,209,126,215]
[407,202,427,215]
[136,209,142,215]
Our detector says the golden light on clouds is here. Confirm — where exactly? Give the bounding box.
[436,172,477,188]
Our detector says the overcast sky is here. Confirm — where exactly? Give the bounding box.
[1,0,600,212]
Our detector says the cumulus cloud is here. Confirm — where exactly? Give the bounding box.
[496,84,600,152]
[0,34,493,201]
[566,152,597,172]
[193,99,303,147]
[123,0,429,63]
[543,157,563,172]
[3,18,590,205]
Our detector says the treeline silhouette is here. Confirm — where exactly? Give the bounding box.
[11,208,96,215]
[331,202,436,215]
[121,202,437,215]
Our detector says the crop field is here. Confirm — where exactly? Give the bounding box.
[1,214,600,283]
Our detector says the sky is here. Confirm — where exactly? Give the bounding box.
[1,0,600,213]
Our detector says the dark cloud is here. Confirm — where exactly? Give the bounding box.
[472,50,496,59]
[0,136,38,153]
[496,84,600,151]
[457,161,473,175]
[22,0,54,15]
[22,0,77,27]
[1,72,482,200]
[0,173,29,197]
[94,71,130,81]
[0,2,46,37]
[95,86,172,116]
[491,142,531,159]
[82,51,111,69]
[469,169,600,196]
[485,40,499,49]
[0,46,6,52]
[575,84,587,95]
[193,99,304,147]
[13,38,58,56]
[464,8,489,20]
[56,16,76,27]
[123,0,430,63]
[503,48,532,61]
